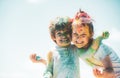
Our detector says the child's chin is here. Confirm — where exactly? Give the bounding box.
[62,44,70,47]
[75,45,83,48]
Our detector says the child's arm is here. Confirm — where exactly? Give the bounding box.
[30,53,47,65]
[43,51,53,78]
[102,56,116,78]
[91,31,109,51]
[85,31,109,67]
[93,56,116,78]
[47,51,53,63]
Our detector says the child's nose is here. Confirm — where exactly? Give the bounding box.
[76,38,82,43]
[61,34,67,38]
[62,35,67,38]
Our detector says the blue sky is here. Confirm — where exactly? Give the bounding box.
[0,0,120,78]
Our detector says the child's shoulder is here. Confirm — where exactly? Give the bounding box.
[47,48,59,57]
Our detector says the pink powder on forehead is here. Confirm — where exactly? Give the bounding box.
[75,25,90,37]
[76,26,83,33]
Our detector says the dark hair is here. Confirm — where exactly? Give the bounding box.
[49,17,72,42]
[86,22,94,34]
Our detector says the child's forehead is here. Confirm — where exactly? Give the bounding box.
[73,24,89,31]
[55,29,69,33]
[73,25,90,35]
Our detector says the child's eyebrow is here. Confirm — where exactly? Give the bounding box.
[82,33,86,35]
[64,31,69,34]
[56,32,61,35]
[72,32,77,35]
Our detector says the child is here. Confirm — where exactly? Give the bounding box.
[42,16,81,78]
[72,10,120,78]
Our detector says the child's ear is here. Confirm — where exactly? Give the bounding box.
[90,32,94,38]
[51,35,56,41]
[91,32,94,37]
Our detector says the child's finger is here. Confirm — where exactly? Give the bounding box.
[93,68,103,78]
[93,68,99,76]
[30,54,37,62]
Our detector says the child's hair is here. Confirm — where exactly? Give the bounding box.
[49,16,72,42]
[72,10,94,36]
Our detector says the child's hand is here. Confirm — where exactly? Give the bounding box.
[102,31,109,39]
[30,53,47,65]
[30,53,39,63]
[93,68,116,78]
[93,68,103,78]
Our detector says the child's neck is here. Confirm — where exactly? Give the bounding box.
[57,44,71,48]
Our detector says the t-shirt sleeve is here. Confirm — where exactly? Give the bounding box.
[94,43,112,61]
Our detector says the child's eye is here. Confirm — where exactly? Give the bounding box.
[81,34,86,37]
[72,33,78,37]
[57,33,62,37]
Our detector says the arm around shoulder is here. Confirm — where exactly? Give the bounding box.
[102,56,116,78]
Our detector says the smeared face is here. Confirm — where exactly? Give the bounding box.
[54,30,71,47]
[72,24,92,48]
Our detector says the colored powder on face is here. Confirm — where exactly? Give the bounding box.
[75,25,90,38]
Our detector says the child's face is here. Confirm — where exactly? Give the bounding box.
[72,25,92,48]
[54,29,71,47]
